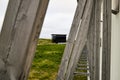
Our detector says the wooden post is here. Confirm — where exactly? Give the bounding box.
[57,0,86,80]
[87,1,102,80]
[0,0,49,80]
[93,0,102,80]
[102,0,111,80]
[87,9,95,80]
[65,0,93,79]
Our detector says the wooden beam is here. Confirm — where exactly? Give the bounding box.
[102,0,111,80]
[0,0,49,79]
[86,4,96,80]
[74,72,90,76]
[65,0,93,79]
[56,0,86,80]
[0,0,22,79]
[20,1,49,79]
[87,1,102,80]
[87,21,95,80]
[93,0,102,80]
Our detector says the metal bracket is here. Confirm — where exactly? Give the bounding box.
[112,9,119,15]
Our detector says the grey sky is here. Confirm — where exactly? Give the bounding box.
[0,0,77,39]
[0,0,9,32]
[40,0,77,38]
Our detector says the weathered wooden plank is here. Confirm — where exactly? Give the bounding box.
[77,68,89,70]
[87,13,95,80]
[0,0,22,79]
[77,64,89,67]
[56,0,86,80]
[65,0,94,79]
[93,0,102,80]
[86,28,92,80]
[74,72,90,76]
[86,1,102,80]
[102,0,111,80]
[20,1,49,80]
[0,0,49,80]
[86,2,96,79]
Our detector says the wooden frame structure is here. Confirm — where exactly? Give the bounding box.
[0,0,114,80]
[57,0,111,80]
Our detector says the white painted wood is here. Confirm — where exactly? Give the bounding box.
[112,0,119,11]
[111,13,120,80]
[99,2,103,80]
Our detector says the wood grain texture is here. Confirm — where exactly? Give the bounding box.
[87,1,102,80]
[0,0,49,80]
[56,0,86,80]
[102,0,111,80]
[93,0,102,80]
[0,0,22,79]
[65,0,94,79]
[20,1,49,80]
[87,9,95,80]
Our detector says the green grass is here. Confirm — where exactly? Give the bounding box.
[28,39,65,80]
[28,39,87,80]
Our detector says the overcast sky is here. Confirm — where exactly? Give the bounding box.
[0,0,77,39]
[0,0,9,32]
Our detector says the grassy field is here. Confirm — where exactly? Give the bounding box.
[28,39,87,80]
[28,39,65,80]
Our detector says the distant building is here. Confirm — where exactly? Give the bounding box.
[51,34,66,43]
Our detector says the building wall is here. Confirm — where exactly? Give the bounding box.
[111,13,120,80]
